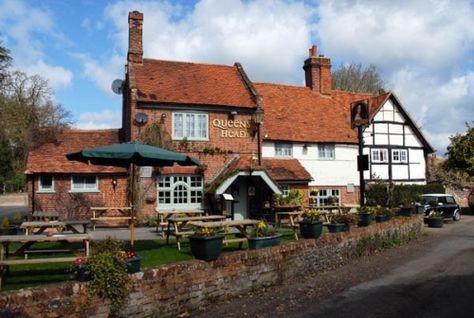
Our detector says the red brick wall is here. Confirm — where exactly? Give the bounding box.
[0,217,422,317]
[128,107,259,182]
[28,174,128,219]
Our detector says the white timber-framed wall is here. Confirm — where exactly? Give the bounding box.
[362,96,431,185]
[262,142,360,205]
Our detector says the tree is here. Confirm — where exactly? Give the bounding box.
[444,122,474,177]
[332,63,386,94]
[0,42,12,85]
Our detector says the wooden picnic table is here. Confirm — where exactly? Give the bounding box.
[166,215,226,250]
[90,206,133,230]
[156,209,206,236]
[191,219,260,247]
[0,233,91,289]
[20,220,90,235]
[275,211,303,240]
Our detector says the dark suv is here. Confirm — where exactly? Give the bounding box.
[420,194,461,221]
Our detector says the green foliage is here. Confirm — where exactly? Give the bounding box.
[366,182,445,207]
[1,216,10,229]
[355,230,418,256]
[301,209,323,221]
[331,213,357,225]
[273,189,304,206]
[428,211,443,218]
[86,238,130,314]
[251,220,274,237]
[444,122,474,176]
[332,63,386,94]
[192,226,223,237]
[13,212,22,224]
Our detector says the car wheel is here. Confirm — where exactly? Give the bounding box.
[452,209,461,221]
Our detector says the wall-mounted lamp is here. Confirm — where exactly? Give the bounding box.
[112,176,118,189]
[229,111,238,117]
[160,113,167,123]
[249,153,258,176]
[252,108,264,136]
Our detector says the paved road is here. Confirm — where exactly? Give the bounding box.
[292,216,474,318]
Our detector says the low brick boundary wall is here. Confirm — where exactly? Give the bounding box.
[0,216,423,317]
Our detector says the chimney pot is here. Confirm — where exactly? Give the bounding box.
[311,45,317,57]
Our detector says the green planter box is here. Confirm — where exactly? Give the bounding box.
[400,206,414,217]
[299,220,323,239]
[426,217,444,228]
[189,235,224,261]
[248,234,282,250]
[375,215,390,223]
[326,223,348,233]
[127,256,144,273]
[75,264,90,282]
[358,213,372,227]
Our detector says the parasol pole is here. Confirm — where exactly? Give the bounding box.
[130,163,135,249]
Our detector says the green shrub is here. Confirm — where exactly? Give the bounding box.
[1,217,10,229]
[273,189,304,206]
[366,182,445,207]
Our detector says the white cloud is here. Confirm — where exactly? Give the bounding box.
[101,0,313,84]
[74,53,124,96]
[75,109,122,129]
[20,60,73,89]
[0,0,74,90]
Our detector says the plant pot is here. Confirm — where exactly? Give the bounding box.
[400,206,414,217]
[127,256,144,273]
[426,217,444,228]
[189,234,224,261]
[327,223,347,233]
[299,220,323,239]
[76,265,90,282]
[248,234,282,250]
[375,215,389,223]
[358,213,372,227]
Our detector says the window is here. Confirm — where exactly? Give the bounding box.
[172,112,208,140]
[157,175,203,209]
[275,143,292,157]
[392,149,407,163]
[318,144,335,159]
[314,189,341,206]
[71,175,99,192]
[39,175,54,192]
[280,185,290,197]
[371,149,388,163]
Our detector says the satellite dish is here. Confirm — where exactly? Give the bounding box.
[135,112,148,125]
[111,79,124,95]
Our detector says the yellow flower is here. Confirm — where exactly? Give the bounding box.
[257,221,266,230]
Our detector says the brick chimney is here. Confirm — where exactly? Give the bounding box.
[303,45,332,95]
[128,11,143,64]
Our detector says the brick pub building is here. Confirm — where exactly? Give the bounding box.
[25,11,433,221]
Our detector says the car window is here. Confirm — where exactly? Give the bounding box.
[446,196,456,204]
[421,196,437,205]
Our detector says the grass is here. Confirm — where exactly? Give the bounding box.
[1,228,298,291]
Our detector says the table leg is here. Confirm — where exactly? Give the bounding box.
[85,239,90,257]
[166,221,171,245]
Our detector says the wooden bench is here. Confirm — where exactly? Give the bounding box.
[32,211,59,221]
[156,210,205,237]
[90,207,133,230]
[0,233,91,288]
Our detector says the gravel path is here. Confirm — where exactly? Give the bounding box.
[192,230,435,318]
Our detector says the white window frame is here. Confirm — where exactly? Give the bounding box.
[157,175,203,210]
[38,175,55,193]
[318,144,335,160]
[371,149,389,163]
[392,149,407,163]
[172,112,208,141]
[280,184,290,197]
[314,189,341,206]
[70,175,99,192]
[275,143,293,157]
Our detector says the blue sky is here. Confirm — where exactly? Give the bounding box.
[1,0,473,155]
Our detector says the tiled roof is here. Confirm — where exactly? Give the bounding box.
[255,83,374,143]
[224,155,312,182]
[132,59,257,108]
[25,129,126,174]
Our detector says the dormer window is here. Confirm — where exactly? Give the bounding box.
[172,112,208,140]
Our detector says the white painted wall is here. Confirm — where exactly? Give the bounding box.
[262,142,360,186]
